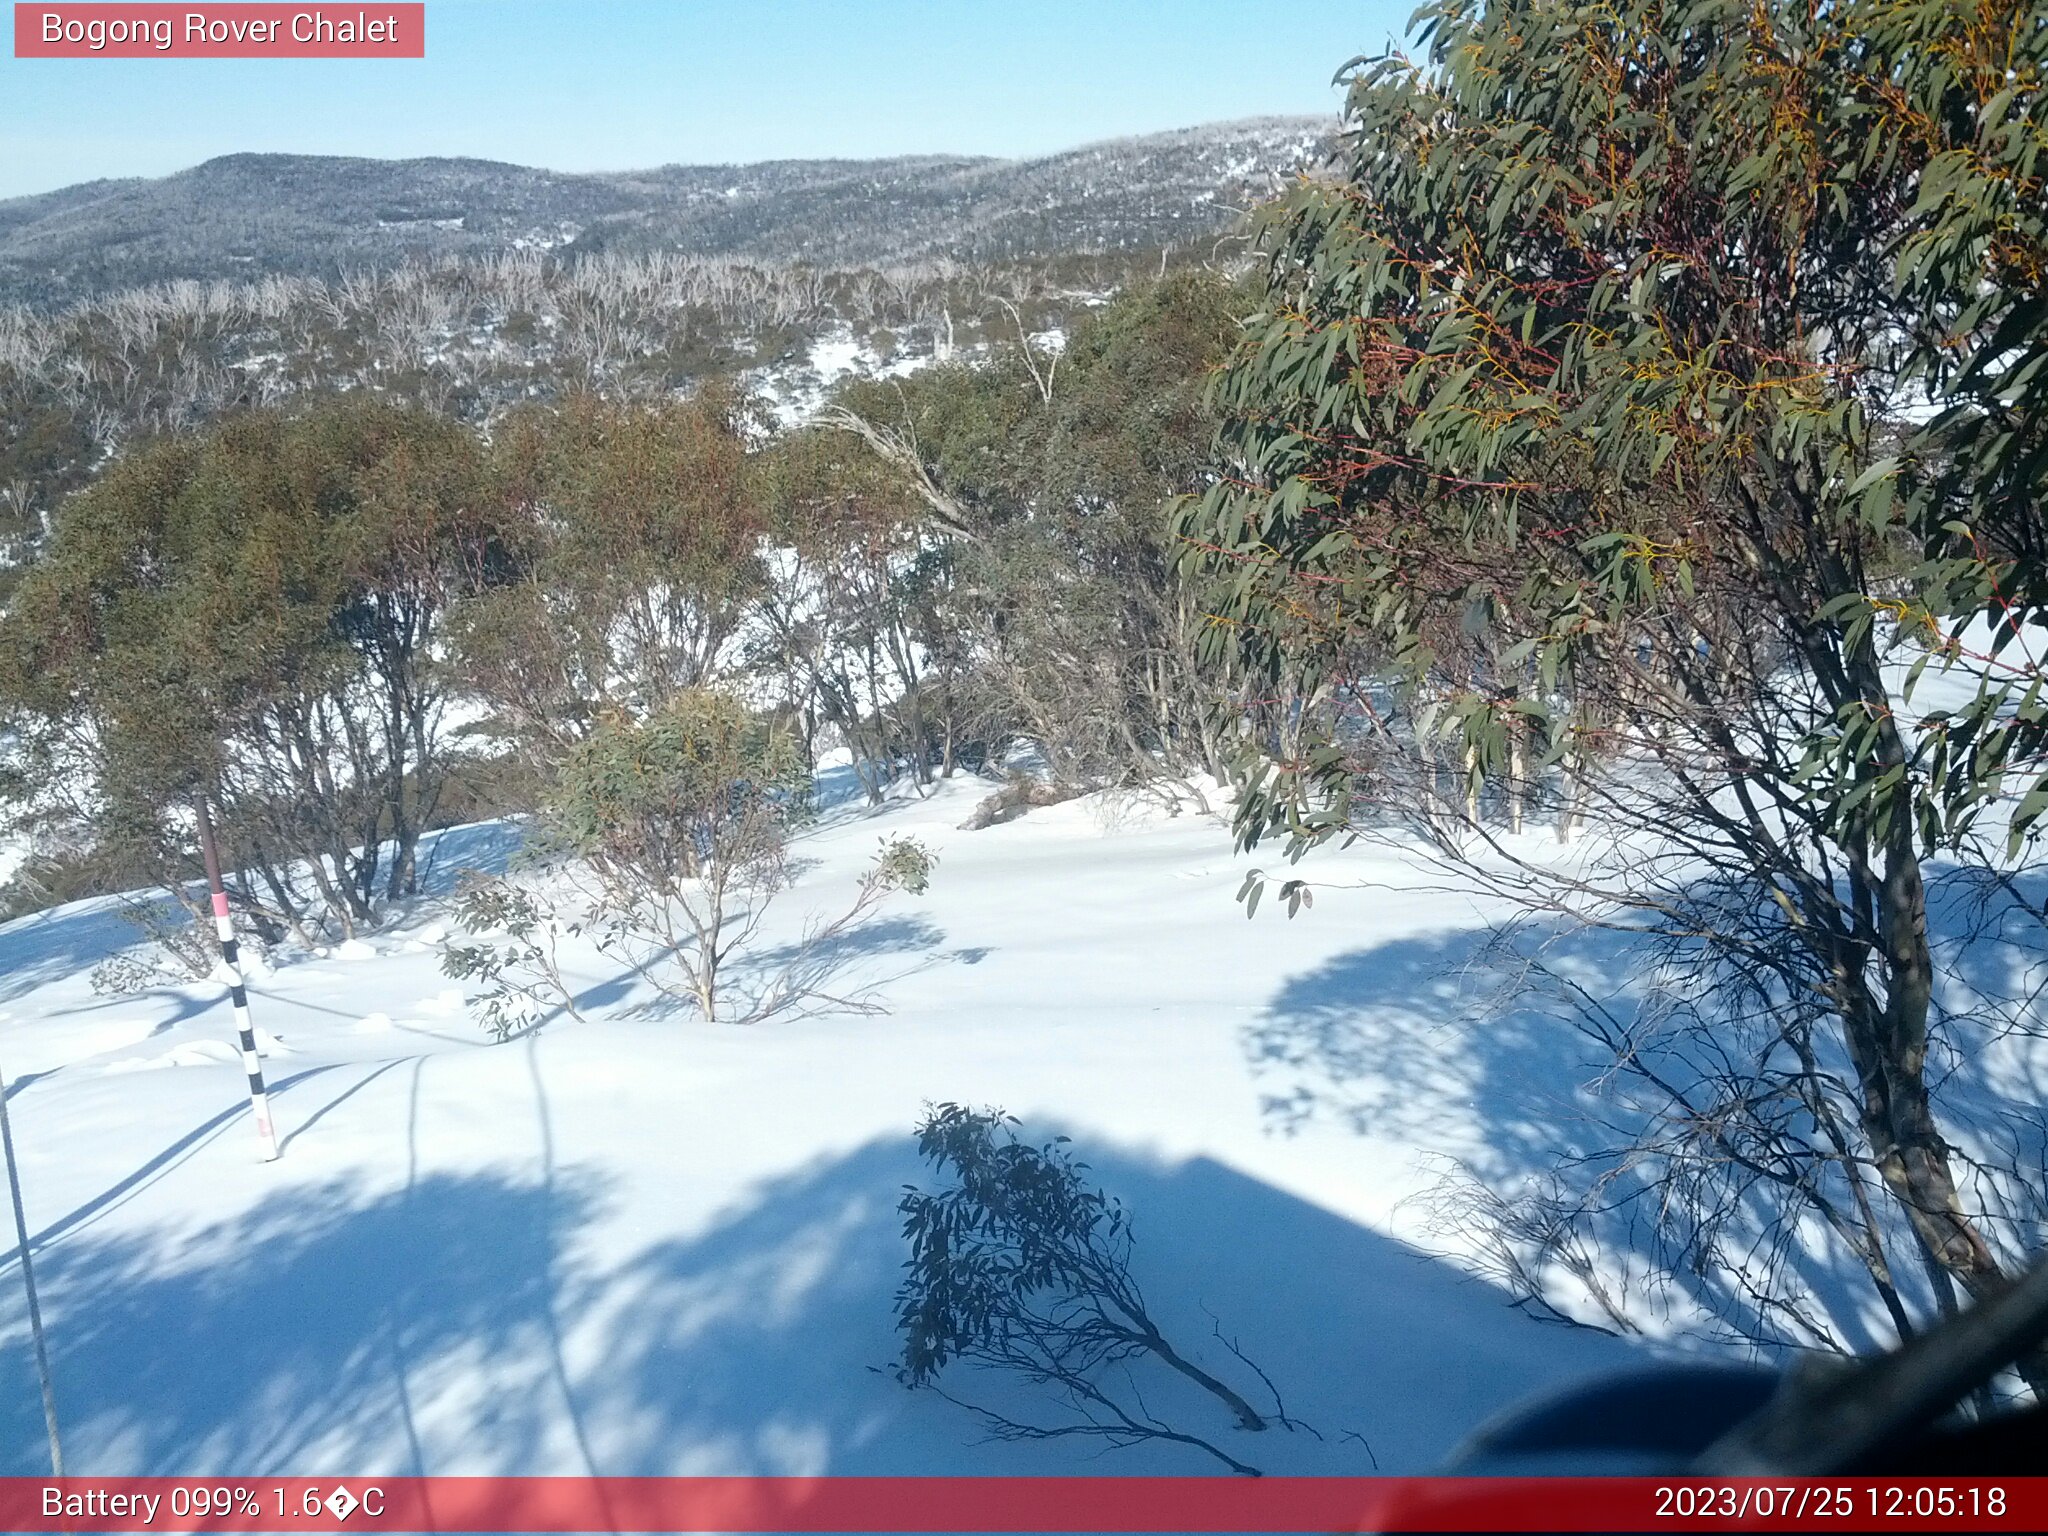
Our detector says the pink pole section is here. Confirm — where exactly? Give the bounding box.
[194,798,279,1162]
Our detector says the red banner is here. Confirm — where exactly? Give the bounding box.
[1,1477,2044,1532]
[13,5,424,58]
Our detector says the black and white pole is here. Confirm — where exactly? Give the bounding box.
[0,1044,62,1475]
[195,797,279,1163]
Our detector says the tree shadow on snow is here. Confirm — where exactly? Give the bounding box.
[615,914,949,1023]
[734,914,948,986]
[1243,863,2048,1360]
[410,821,528,896]
[0,1138,1631,1478]
[0,897,171,1007]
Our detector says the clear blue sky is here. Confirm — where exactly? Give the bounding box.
[1,1,1412,199]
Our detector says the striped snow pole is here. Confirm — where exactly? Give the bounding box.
[195,798,279,1163]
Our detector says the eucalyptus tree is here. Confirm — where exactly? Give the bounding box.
[0,398,500,937]
[813,271,1257,793]
[446,385,768,764]
[1179,0,2048,1375]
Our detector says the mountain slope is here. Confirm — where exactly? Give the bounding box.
[0,118,1331,305]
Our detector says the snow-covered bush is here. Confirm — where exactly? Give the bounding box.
[87,952,166,998]
[89,895,233,995]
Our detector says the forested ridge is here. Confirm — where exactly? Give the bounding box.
[0,118,1330,307]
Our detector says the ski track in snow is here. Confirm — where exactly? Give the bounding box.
[0,775,1655,1476]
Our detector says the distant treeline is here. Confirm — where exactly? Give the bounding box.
[0,244,1225,595]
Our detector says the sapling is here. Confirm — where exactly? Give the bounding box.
[442,872,583,1040]
[447,691,938,1030]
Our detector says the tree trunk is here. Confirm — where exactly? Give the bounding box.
[1836,665,2048,1394]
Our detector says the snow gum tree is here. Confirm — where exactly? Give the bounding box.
[531,689,932,1023]
[806,272,1258,794]
[0,398,499,939]
[446,386,768,763]
[1178,0,2048,1381]
[755,422,982,799]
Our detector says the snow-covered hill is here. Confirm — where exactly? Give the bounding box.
[0,771,1632,1478]
[0,119,1332,308]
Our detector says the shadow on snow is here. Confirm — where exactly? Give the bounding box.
[0,1137,1630,1476]
[1242,865,2048,1360]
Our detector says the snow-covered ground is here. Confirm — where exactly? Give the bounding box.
[0,772,1649,1477]
[751,326,935,428]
